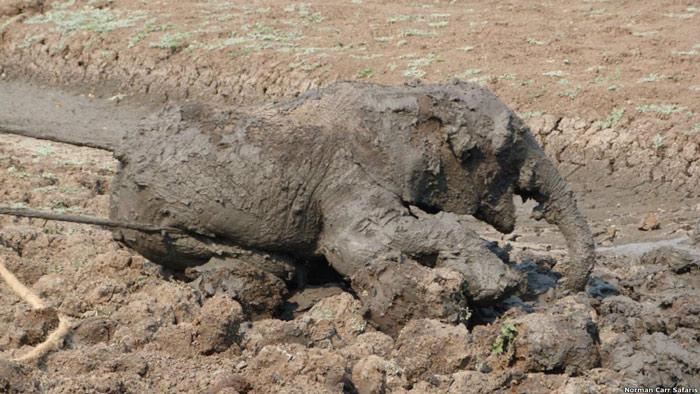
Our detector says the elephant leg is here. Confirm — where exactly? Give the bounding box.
[318,186,522,334]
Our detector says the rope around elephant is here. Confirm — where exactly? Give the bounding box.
[0,256,72,362]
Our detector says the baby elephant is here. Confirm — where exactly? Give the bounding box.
[1,80,594,334]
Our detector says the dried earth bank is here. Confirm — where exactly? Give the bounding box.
[1,0,699,197]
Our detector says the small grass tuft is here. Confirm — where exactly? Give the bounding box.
[150,31,191,52]
[672,49,698,56]
[35,145,55,156]
[387,14,412,23]
[457,68,481,78]
[284,3,324,24]
[401,29,437,38]
[632,30,658,37]
[18,34,44,49]
[663,11,696,19]
[492,323,518,355]
[652,133,665,151]
[636,104,688,115]
[244,22,303,43]
[637,73,665,83]
[128,19,170,48]
[403,53,438,78]
[600,108,625,129]
[588,8,607,16]
[543,70,565,78]
[357,68,374,78]
[559,86,582,99]
[428,21,449,28]
[519,111,545,119]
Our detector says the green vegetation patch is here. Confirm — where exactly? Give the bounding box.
[403,53,438,78]
[244,22,303,43]
[600,107,625,129]
[401,29,437,37]
[559,85,582,99]
[637,73,665,83]
[24,6,146,34]
[492,322,518,355]
[284,3,324,24]
[128,18,172,48]
[652,133,665,150]
[542,70,565,78]
[428,21,449,28]
[519,111,545,119]
[150,32,192,51]
[197,22,304,54]
[357,68,375,78]
[636,104,688,115]
[457,68,482,78]
[526,37,546,46]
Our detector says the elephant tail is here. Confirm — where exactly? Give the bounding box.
[0,80,146,152]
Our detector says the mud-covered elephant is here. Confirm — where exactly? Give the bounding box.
[0,79,594,333]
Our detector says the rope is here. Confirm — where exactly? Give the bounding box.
[0,257,72,362]
[0,206,182,233]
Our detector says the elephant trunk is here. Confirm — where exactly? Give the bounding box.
[517,134,594,292]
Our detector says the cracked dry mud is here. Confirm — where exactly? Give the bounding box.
[1,0,700,393]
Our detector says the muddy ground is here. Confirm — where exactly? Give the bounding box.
[1,0,700,393]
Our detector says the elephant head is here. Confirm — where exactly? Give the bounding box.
[343,80,594,292]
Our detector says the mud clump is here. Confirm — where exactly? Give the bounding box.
[0,359,38,393]
[186,257,289,319]
[594,247,700,388]
[70,317,117,346]
[0,235,698,392]
[393,319,473,381]
[241,293,367,353]
[193,295,244,355]
[638,212,661,231]
[508,297,601,375]
[351,261,472,336]
[352,355,407,394]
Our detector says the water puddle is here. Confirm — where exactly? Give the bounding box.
[596,236,699,256]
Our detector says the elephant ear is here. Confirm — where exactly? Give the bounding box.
[445,108,524,161]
